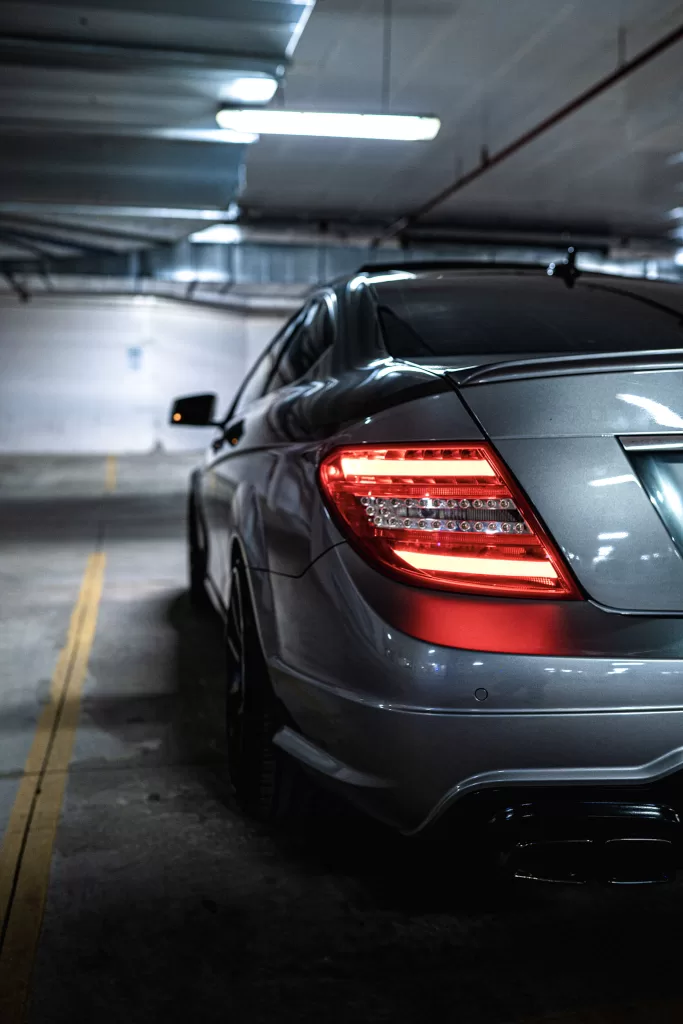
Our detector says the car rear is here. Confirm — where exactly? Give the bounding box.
[270,267,683,882]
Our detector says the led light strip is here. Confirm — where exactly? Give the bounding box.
[374,516,528,534]
[394,550,558,579]
[341,458,495,478]
[361,496,517,511]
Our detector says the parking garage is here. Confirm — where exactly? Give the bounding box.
[3,2,683,1022]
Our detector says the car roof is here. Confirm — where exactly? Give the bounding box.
[355,260,549,276]
[347,263,683,304]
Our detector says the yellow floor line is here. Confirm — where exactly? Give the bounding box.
[104,455,117,493]
[0,552,106,1022]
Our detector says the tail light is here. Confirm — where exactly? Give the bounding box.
[319,445,580,598]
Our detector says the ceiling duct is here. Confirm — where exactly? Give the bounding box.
[2,232,681,312]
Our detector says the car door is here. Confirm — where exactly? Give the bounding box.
[201,308,308,602]
[252,294,340,576]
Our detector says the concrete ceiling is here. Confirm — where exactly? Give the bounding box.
[1,0,683,283]
[242,0,683,242]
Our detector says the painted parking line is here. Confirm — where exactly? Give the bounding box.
[0,552,106,1022]
[104,455,117,493]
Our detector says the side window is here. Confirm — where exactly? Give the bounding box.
[228,311,304,420]
[266,297,335,393]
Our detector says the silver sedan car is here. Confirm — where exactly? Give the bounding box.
[171,261,683,884]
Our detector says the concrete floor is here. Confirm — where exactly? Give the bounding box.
[2,455,683,1024]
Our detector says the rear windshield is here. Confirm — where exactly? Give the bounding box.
[372,273,683,359]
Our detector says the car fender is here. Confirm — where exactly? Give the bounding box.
[229,482,280,661]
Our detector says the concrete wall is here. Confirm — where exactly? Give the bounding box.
[0,296,285,453]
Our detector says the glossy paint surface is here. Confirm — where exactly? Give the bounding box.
[184,271,683,831]
[267,545,683,831]
[460,367,683,439]
[459,369,683,611]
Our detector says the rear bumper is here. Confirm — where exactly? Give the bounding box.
[265,545,683,834]
[271,665,683,832]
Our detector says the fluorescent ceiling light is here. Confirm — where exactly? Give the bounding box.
[151,128,259,145]
[216,108,441,141]
[171,269,226,283]
[220,75,279,106]
[675,249,683,266]
[190,225,243,244]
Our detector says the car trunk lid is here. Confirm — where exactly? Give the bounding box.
[450,356,683,612]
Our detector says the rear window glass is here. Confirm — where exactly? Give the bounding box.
[373,274,683,359]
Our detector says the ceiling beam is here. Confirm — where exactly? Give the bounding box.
[0,224,119,257]
[2,270,30,302]
[0,228,57,260]
[0,214,171,247]
[0,0,309,26]
[0,35,287,74]
[0,134,245,209]
[0,203,231,221]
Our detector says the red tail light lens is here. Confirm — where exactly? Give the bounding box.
[319,445,580,598]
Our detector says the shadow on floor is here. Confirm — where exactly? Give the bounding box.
[166,591,500,911]
[27,591,683,1024]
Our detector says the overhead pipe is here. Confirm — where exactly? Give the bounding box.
[0,281,301,316]
[0,212,668,260]
[374,21,683,244]
[1,238,679,289]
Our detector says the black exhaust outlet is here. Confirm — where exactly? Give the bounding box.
[490,800,681,885]
[603,837,676,885]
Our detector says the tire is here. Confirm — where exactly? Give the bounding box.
[225,561,296,822]
[188,489,209,610]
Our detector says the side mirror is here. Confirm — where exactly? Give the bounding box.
[170,393,217,427]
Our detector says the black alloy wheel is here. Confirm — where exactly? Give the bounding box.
[225,562,296,822]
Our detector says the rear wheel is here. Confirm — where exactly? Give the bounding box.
[188,489,209,609]
[225,562,296,822]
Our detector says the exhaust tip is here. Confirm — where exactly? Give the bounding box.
[489,800,681,885]
[507,839,592,884]
[506,837,677,885]
[604,838,676,885]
